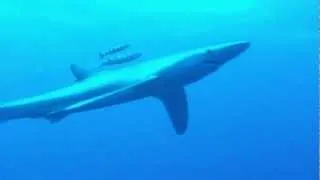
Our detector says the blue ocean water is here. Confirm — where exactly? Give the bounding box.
[0,0,317,179]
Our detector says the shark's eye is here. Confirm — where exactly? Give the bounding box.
[206,50,213,54]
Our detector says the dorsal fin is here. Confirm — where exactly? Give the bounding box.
[70,64,90,81]
[99,52,104,60]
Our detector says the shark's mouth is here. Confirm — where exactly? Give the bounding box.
[203,59,221,65]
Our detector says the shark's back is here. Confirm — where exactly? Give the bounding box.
[0,66,144,122]
[0,78,108,121]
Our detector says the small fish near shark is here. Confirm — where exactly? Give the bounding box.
[0,41,250,135]
[71,44,142,81]
[99,44,130,60]
[98,44,142,66]
[100,52,142,66]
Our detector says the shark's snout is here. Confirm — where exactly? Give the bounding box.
[226,41,250,55]
[205,41,250,64]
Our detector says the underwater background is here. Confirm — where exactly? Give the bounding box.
[0,0,317,179]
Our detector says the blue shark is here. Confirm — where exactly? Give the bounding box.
[0,41,250,134]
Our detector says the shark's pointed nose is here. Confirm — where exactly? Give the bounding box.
[226,41,250,54]
[205,41,250,64]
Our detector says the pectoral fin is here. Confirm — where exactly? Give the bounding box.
[156,88,188,135]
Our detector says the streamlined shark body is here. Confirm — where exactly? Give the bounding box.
[0,41,250,134]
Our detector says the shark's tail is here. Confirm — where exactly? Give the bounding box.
[0,106,18,123]
[0,102,39,122]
